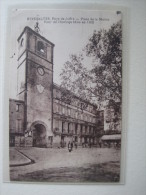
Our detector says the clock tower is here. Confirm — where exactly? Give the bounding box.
[17,24,54,147]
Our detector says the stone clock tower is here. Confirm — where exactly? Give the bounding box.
[17,24,54,147]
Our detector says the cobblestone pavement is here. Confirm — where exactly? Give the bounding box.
[10,147,121,182]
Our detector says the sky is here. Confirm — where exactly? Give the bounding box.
[9,9,121,99]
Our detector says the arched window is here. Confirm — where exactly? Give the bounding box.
[20,38,24,46]
[37,41,45,53]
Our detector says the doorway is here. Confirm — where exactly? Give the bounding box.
[33,124,46,147]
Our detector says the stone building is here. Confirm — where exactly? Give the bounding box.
[9,99,24,146]
[9,25,104,148]
[53,84,104,147]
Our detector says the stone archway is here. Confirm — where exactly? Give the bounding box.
[31,121,47,147]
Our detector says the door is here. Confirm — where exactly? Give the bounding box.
[10,135,15,147]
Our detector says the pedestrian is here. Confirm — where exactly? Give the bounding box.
[71,142,73,151]
[99,139,102,148]
[74,141,77,149]
[82,142,84,148]
[68,141,72,152]
[60,140,62,148]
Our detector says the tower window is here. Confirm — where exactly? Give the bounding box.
[20,38,24,46]
[16,104,20,112]
[37,41,45,53]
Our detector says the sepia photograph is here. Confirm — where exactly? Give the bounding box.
[9,9,122,183]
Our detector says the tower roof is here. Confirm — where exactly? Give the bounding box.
[17,26,55,47]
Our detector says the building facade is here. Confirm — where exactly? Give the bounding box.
[104,101,122,132]
[53,84,104,147]
[9,99,24,146]
[9,25,104,148]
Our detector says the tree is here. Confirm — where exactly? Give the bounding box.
[60,20,122,108]
[60,54,96,106]
[85,20,122,103]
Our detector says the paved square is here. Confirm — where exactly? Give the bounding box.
[10,147,121,182]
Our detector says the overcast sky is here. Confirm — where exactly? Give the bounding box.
[9,9,121,99]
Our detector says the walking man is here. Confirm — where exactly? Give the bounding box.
[68,141,72,152]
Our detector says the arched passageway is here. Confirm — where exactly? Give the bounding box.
[33,124,46,147]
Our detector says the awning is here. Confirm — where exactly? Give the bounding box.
[101,134,121,141]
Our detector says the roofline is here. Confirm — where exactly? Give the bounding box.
[53,82,97,108]
[17,26,55,47]
[9,98,24,103]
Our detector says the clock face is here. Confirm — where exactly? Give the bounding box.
[37,67,45,76]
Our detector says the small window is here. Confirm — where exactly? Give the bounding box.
[68,123,71,133]
[56,105,59,113]
[37,41,45,53]
[48,136,52,140]
[90,116,92,122]
[20,38,24,46]
[62,122,65,133]
[68,108,71,116]
[16,104,20,112]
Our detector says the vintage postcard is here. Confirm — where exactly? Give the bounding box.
[9,8,122,183]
